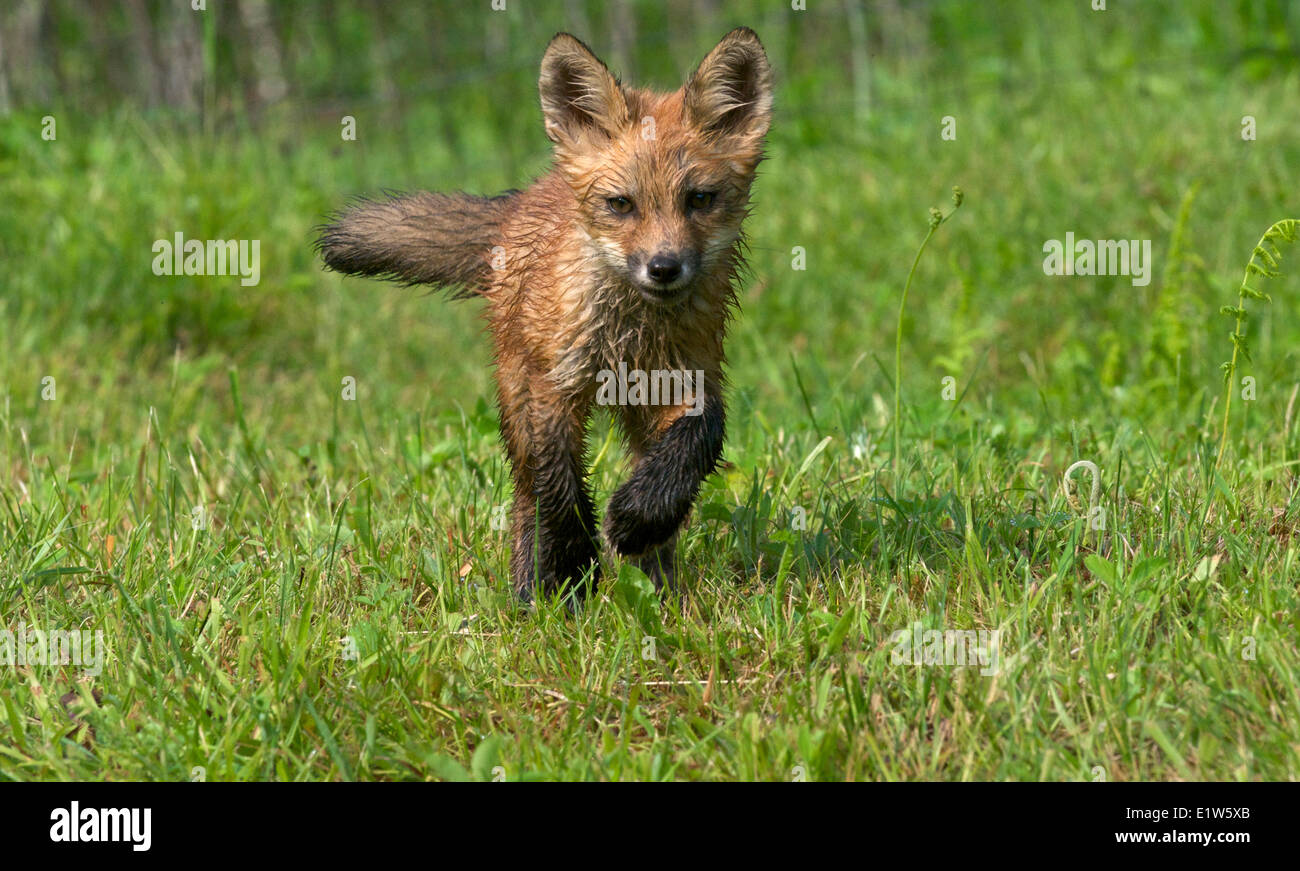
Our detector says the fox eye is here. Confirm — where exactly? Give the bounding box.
[687,191,716,210]
[607,196,634,215]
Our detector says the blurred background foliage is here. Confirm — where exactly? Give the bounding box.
[4,2,1299,782]
[4,1,1299,121]
[1,0,1298,451]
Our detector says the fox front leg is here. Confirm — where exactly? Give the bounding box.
[508,444,600,603]
[498,386,601,603]
[605,392,725,587]
[633,533,679,592]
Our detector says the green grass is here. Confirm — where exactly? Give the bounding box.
[1,1,1299,781]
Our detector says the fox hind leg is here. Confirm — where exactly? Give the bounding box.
[498,380,600,603]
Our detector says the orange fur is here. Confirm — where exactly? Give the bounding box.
[319,29,773,599]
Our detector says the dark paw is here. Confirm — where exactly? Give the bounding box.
[634,538,678,592]
[604,483,683,556]
[511,537,599,603]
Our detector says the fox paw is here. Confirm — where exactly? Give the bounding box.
[603,484,681,557]
[634,538,678,591]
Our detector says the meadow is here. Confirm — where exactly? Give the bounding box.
[0,0,1297,781]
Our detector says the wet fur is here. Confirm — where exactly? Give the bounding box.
[317,29,772,601]
[317,190,520,297]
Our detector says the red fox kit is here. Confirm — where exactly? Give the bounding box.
[317,29,772,601]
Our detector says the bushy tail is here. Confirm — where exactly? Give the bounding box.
[315,190,518,297]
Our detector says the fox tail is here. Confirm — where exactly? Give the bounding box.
[315,190,518,297]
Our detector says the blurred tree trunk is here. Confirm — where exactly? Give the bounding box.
[485,0,507,67]
[0,24,11,115]
[564,0,593,41]
[40,3,65,105]
[666,0,699,72]
[5,0,49,107]
[608,0,636,80]
[159,0,200,112]
[85,0,132,103]
[238,0,288,108]
[123,0,163,108]
[366,0,396,105]
[844,0,870,123]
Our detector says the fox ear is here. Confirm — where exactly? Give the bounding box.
[539,33,630,147]
[683,28,773,142]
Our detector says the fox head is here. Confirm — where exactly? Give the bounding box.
[539,28,772,304]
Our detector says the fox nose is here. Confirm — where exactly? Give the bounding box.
[646,254,683,285]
